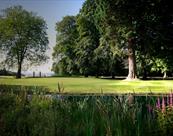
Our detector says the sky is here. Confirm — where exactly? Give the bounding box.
[0,0,85,75]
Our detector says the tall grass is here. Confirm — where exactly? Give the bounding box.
[0,86,173,136]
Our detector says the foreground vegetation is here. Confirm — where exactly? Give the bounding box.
[1,86,173,136]
[0,77,173,93]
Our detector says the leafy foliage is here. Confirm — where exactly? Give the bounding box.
[52,0,173,78]
[0,6,49,78]
[52,16,79,76]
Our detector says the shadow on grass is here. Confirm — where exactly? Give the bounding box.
[100,76,173,80]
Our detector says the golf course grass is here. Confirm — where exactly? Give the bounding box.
[0,76,173,94]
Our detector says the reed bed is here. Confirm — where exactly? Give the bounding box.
[1,86,173,136]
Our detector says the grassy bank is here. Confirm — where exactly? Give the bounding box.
[0,77,173,93]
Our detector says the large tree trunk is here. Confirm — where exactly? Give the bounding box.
[126,39,137,80]
[163,71,167,79]
[16,62,22,79]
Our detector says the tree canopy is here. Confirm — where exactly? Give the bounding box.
[52,0,173,79]
[52,16,79,76]
[0,6,49,78]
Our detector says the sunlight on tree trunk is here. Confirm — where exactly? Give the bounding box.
[163,71,167,79]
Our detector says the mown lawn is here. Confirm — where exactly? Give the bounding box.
[0,76,173,94]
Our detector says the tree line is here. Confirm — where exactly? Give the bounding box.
[52,0,173,79]
[0,0,173,79]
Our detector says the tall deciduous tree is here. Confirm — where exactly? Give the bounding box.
[51,0,173,79]
[94,0,136,79]
[135,0,173,78]
[52,16,79,75]
[0,6,49,78]
[94,0,173,80]
[76,0,100,77]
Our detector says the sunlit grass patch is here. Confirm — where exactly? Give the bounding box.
[0,76,173,94]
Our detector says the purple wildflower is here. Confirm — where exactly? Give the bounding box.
[162,97,165,113]
[170,93,173,107]
[156,97,160,109]
[147,104,152,114]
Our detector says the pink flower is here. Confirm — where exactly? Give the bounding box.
[170,93,173,107]
[156,97,160,109]
[162,97,165,113]
[147,104,152,114]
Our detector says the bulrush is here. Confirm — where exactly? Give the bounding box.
[127,94,134,105]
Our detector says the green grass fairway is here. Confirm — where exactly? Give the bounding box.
[0,77,173,94]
